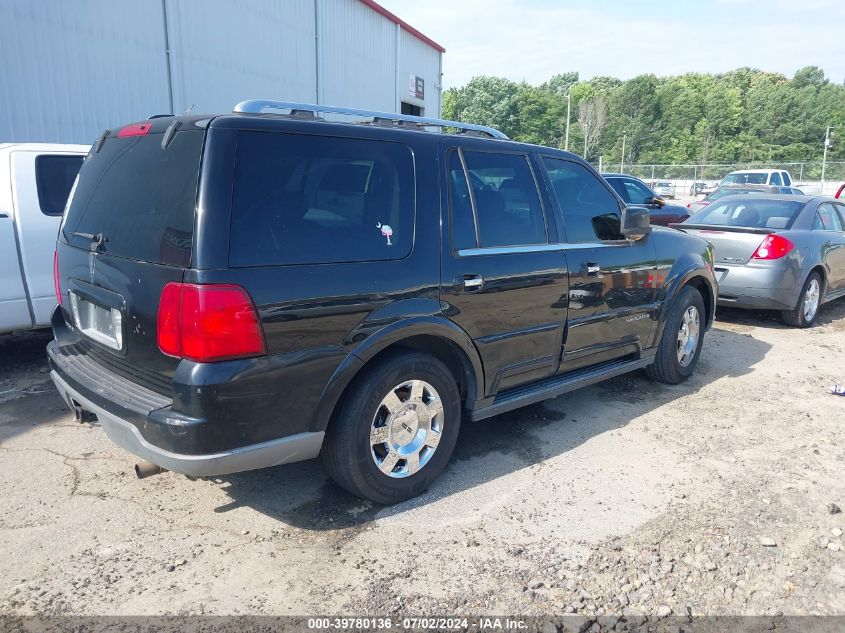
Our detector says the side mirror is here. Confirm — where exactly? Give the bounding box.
[621,206,652,239]
[644,195,665,207]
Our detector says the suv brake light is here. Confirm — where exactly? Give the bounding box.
[117,123,152,138]
[53,250,62,306]
[751,234,794,260]
[157,283,266,362]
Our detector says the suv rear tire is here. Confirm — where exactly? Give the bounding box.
[646,286,705,384]
[321,351,461,505]
[781,272,821,328]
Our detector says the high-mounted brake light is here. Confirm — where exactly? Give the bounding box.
[53,250,62,306]
[117,123,152,138]
[157,283,266,362]
[751,234,795,260]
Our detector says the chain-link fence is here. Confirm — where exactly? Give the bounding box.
[593,160,845,198]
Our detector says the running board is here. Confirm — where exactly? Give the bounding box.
[469,353,656,421]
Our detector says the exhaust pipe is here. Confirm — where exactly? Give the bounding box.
[134,461,167,479]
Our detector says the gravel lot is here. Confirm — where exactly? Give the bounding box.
[1,299,845,624]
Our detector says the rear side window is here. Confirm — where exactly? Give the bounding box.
[62,129,203,266]
[448,150,546,249]
[543,158,622,242]
[770,172,782,186]
[782,172,792,186]
[814,203,844,231]
[230,131,413,267]
[35,155,84,216]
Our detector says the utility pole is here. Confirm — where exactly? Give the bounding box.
[564,92,571,152]
[821,125,831,194]
[620,131,627,174]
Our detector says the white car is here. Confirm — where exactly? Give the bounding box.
[721,169,794,188]
[1,143,89,334]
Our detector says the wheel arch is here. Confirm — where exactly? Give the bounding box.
[311,317,484,433]
[654,265,717,347]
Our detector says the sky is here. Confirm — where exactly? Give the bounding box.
[378,0,845,89]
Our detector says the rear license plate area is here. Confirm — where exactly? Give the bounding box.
[69,292,124,351]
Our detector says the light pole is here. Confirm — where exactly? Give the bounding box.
[620,131,627,174]
[564,92,571,152]
[821,125,831,194]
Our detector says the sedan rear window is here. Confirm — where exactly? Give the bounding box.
[692,199,805,229]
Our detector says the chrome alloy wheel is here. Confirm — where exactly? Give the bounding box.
[803,278,820,322]
[370,380,444,478]
[676,305,700,368]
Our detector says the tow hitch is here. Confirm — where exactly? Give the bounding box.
[71,400,98,423]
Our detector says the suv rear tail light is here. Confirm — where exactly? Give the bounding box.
[751,234,795,260]
[157,283,266,362]
[53,249,63,306]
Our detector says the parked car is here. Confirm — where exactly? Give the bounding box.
[836,184,844,199]
[649,180,676,198]
[678,195,845,327]
[687,184,784,214]
[48,101,716,504]
[720,169,794,188]
[602,173,689,225]
[689,181,708,196]
[0,143,88,334]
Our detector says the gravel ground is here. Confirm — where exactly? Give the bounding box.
[1,298,844,626]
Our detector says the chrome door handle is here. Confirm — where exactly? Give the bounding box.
[462,274,484,290]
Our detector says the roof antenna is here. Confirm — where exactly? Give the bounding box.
[183,104,194,115]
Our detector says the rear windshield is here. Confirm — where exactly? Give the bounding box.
[229,130,414,267]
[692,198,805,229]
[35,155,84,216]
[61,129,204,266]
[722,172,768,185]
[707,187,769,201]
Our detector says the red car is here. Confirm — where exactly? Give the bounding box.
[836,184,844,199]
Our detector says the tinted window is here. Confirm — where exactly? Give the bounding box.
[814,203,844,231]
[447,151,477,250]
[834,203,845,225]
[707,187,768,201]
[544,158,621,242]
[782,172,792,186]
[458,151,546,248]
[63,130,203,266]
[35,155,84,216]
[230,131,413,267]
[694,198,804,229]
[770,172,782,186]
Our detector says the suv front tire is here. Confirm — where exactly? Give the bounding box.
[321,351,462,504]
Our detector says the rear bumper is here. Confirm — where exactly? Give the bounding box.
[715,262,801,311]
[48,340,324,477]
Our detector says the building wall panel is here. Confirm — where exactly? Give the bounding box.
[398,28,442,117]
[0,0,170,144]
[165,0,317,114]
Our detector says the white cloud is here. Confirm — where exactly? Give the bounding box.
[380,0,845,87]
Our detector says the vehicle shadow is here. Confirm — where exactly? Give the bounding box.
[216,325,771,530]
[0,330,66,444]
[716,293,845,329]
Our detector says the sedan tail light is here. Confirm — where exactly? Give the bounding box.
[751,234,795,260]
[157,283,266,362]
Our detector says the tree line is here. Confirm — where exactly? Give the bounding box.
[442,67,845,168]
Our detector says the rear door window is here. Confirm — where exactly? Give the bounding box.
[814,203,844,231]
[453,150,547,248]
[543,158,623,242]
[229,131,414,267]
[770,172,782,186]
[62,129,204,266]
[35,155,84,216]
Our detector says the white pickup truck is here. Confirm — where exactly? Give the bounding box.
[1,143,89,334]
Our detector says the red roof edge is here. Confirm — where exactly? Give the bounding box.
[358,0,446,53]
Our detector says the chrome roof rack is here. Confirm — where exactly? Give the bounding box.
[232,100,508,140]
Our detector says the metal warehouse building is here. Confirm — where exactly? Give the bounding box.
[0,0,444,144]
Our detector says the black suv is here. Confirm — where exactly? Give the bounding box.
[49,101,716,505]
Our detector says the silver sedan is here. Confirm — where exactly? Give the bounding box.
[679,195,845,327]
